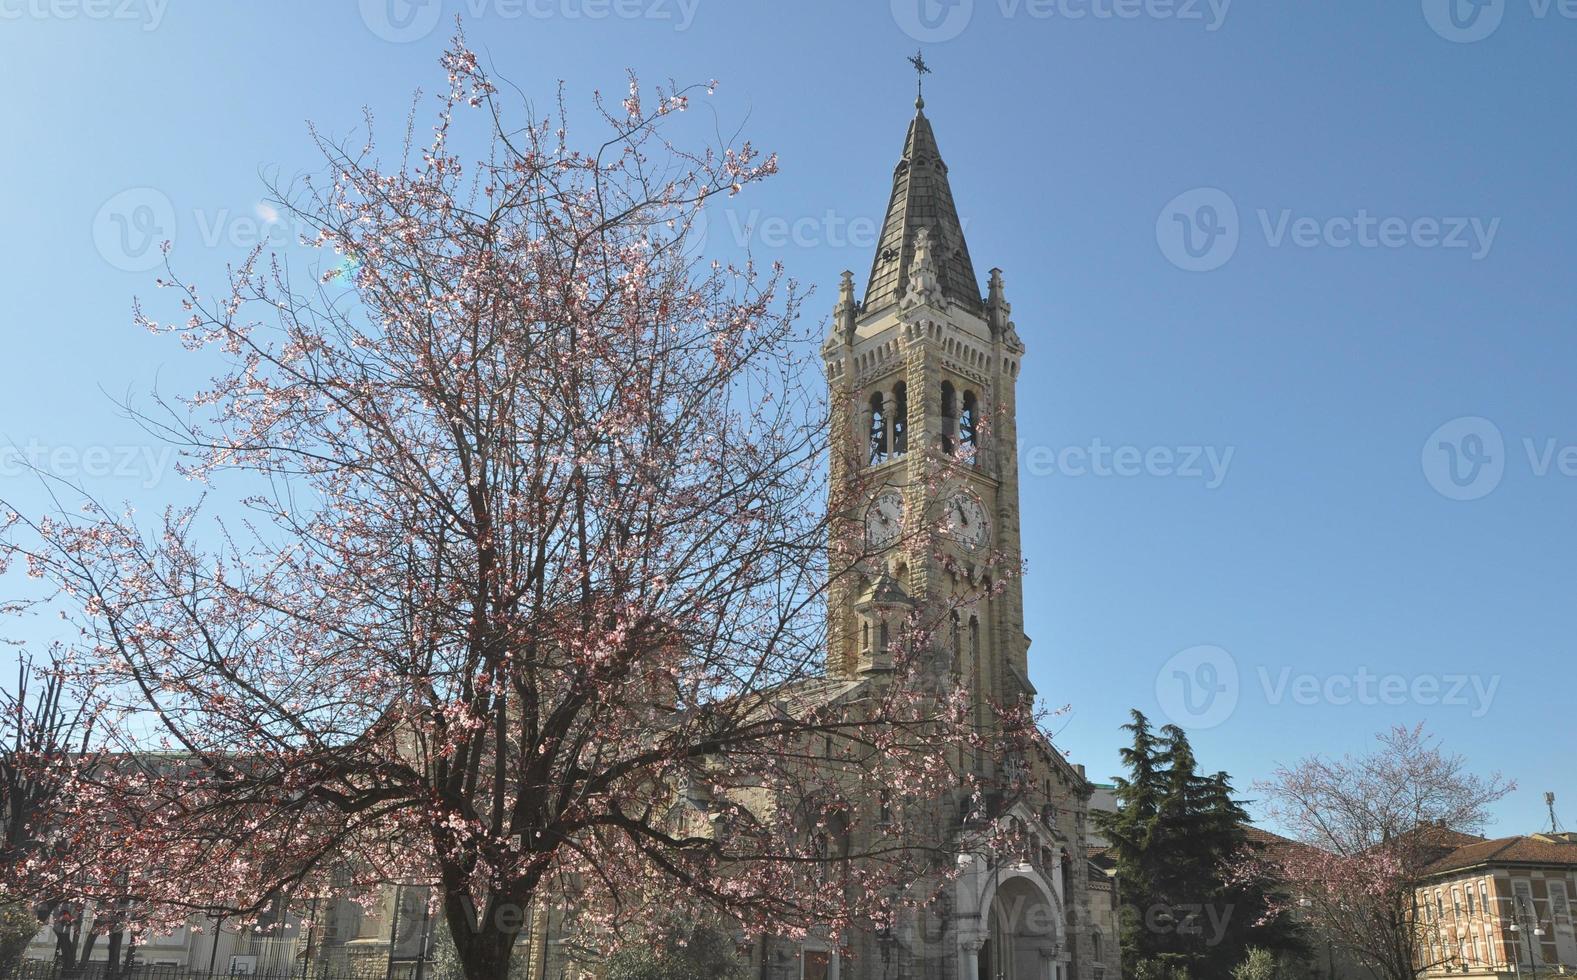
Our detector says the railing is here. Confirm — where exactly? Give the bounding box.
[4,964,397,980]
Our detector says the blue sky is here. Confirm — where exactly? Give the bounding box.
[2,0,1574,835]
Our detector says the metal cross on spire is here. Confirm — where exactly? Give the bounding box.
[908,49,931,109]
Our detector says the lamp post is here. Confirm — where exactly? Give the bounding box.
[298,896,319,980]
[1511,899,1547,980]
[876,924,896,980]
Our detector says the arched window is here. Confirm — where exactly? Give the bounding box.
[861,621,870,652]
[812,810,852,881]
[891,382,908,456]
[940,381,957,454]
[868,392,887,465]
[949,610,962,676]
[968,615,981,764]
[830,811,852,861]
[879,621,889,653]
[960,390,978,458]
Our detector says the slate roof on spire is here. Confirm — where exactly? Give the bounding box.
[862,105,983,317]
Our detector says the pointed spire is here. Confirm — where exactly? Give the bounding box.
[862,88,983,318]
[832,269,858,343]
[986,267,1021,349]
[985,267,1009,330]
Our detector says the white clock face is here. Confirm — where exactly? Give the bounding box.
[945,492,990,551]
[865,490,904,550]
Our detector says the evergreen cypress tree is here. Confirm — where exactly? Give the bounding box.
[1093,710,1170,975]
[1094,711,1305,979]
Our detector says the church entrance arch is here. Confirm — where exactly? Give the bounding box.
[975,874,1060,980]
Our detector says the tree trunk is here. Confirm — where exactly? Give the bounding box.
[104,928,122,980]
[447,893,525,980]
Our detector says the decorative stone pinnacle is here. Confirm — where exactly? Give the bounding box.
[903,227,943,310]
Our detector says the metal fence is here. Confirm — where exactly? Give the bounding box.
[4,964,404,980]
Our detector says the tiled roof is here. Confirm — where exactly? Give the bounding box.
[1411,823,1490,851]
[1423,834,1577,876]
[1242,824,1300,848]
[862,107,983,317]
[744,676,868,719]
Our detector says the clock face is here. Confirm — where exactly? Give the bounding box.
[945,492,990,551]
[865,490,904,550]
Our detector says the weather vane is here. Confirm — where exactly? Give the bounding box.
[908,50,931,108]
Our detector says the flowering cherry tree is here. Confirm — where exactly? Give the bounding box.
[0,38,1017,980]
[0,658,116,975]
[1251,725,1512,980]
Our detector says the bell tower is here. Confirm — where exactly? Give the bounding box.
[822,70,1035,746]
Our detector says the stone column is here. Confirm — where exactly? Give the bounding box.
[960,938,984,980]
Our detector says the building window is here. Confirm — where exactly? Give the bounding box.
[891,382,908,456]
[959,390,978,458]
[1467,886,1476,916]
[940,381,956,454]
[868,392,887,465]
[802,948,833,980]
[1514,880,1541,965]
[949,610,962,676]
[968,615,981,766]
[1550,880,1571,925]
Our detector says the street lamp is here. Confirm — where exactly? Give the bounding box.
[1511,901,1547,980]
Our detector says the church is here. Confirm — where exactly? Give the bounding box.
[779,72,1116,980]
[506,68,1120,980]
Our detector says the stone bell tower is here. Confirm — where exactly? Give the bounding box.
[821,80,1035,762]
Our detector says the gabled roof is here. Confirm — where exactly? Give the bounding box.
[862,105,983,318]
[1410,822,1489,852]
[740,675,868,721]
[1242,824,1300,850]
